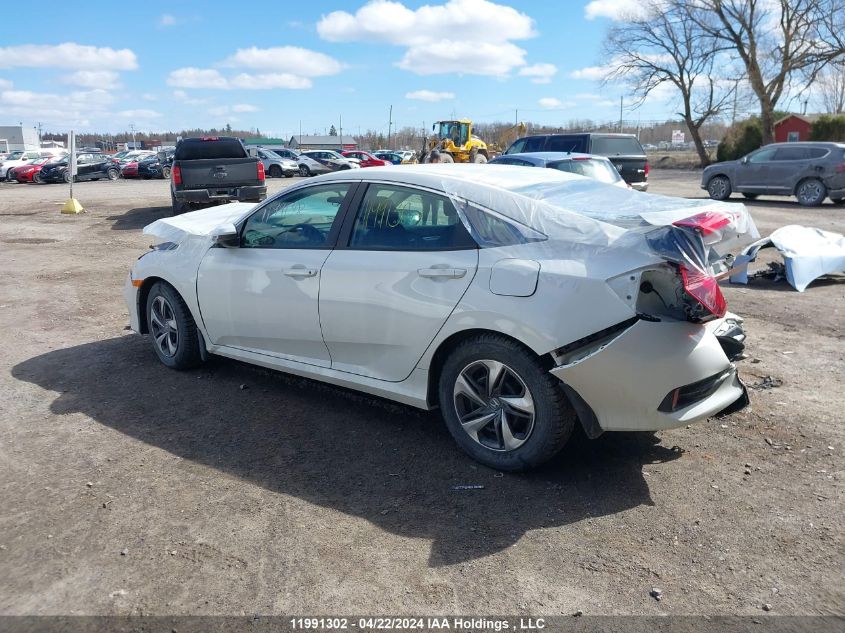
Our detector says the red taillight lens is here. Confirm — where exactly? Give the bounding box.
[644,161,650,178]
[836,163,845,173]
[680,265,726,318]
[257,161,265,181]
[172,165,182,185]
[674,210,732,236]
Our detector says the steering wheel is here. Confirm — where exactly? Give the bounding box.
[285,223,324,243]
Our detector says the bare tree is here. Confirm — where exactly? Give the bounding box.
[817,64,845,114]
[688,0,845,144]
[602,0,735,166]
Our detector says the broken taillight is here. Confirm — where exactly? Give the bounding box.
[673,210,731,236]
[680,264,727,318]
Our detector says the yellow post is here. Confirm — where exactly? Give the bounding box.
[61,198,84,214]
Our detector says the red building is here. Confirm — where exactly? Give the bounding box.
[774,114,822,142]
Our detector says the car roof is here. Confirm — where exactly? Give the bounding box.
[497,152,604,162]
[763,141,845,148]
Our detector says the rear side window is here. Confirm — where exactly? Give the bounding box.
[349,184,475,251]
[175,138,247,160]
[806,148,829,159]
[506,136,547,154]
[547,136,588,153]
[590,136,644,156]
[773,146,809,161]
[459,203,547,248]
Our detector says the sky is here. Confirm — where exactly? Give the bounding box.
[0,0,761,138]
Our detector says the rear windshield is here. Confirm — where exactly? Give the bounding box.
[590,136,644,156]
[550,158,620,184]
[175,138,247,161]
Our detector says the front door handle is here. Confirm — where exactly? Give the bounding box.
[417,267,467,279]
[283,266,318,278]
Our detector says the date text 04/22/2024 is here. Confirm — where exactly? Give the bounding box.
[289,617,547,630]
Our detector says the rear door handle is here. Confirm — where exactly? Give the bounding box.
[283,266,318,278]
[417,267,467,279]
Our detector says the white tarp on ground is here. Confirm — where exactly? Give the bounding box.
[730,225,845,291]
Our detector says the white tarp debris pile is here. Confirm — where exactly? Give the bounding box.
[730,225,845,291]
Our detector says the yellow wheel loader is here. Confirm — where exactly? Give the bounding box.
[420,119,489,163]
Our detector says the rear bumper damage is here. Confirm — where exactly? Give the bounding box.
[550,316,749,433]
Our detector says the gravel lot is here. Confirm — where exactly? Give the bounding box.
[0,170,842,616]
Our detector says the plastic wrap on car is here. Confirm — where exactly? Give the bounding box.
[430,166,759,278]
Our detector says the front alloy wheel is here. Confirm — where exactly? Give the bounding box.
[454,360,535,451]
[707,175,731,200]
[145,282,202,369]
[299,164,310,177]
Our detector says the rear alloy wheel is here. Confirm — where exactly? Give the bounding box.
[299,164,311,177]
[161,166,171,179]
[439,334,575,471]
[107,169,119,181]
[795,178,826,207]
[269,165,283,178]
[32,172,43,184]
[145,282,202,369]
[707,175,731,200]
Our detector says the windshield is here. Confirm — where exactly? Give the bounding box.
[550,158,620,184]
[437,122,469,146]
[6,151,24,160]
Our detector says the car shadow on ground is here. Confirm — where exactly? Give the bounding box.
[12,336,683,566]
[108,206,172,230]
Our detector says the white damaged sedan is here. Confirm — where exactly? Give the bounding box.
[125,165,757,470]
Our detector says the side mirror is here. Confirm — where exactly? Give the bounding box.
[210,223,240,248]
[741,156,749,164]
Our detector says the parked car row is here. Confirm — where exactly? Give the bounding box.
[0,148,67,181]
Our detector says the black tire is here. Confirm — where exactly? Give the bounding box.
[161,166,171,179]
[706,175,731,200]
[107,168,119,181]
[742,193,759,200]
[269,165,283,178]
[63,172,72,184]
[170,190,190,215]
[438,334,575,471]
[32,172,43,184]
[473,152,488,164]
[299,164,310,177]
[145,282,202,370]
[92,178,100,181]
[440,153,455,164]
[795,178,826,207]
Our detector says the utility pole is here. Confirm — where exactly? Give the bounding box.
[619,96,623,133]
[387,105,393,150]
[339,114,343,150]
[515,109,518,127]
[130,123,137,150]
[36,122,43,147]
[299,120,302,147]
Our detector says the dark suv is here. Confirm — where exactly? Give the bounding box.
[505,133,649,190]
[702,142,845,206]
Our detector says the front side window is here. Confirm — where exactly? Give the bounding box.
[242,183,351,249]
[348,184,475,251]
[748,147,778,163]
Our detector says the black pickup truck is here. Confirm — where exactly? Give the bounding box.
[170,137,266,214]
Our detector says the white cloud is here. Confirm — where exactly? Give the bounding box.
[0,78,12,89]
[400,41,528,76]
[538,97,576,109]
[167,67,229,89]
[167,45,338,90]
[0,43,138,70]
[117,109,162,119]
[405,89,455,101]
[518,63,557,84]
[159,14,177,27]
[570,62,617,81]
[232,103,259,112]
[0,88,114,127]
[62,70,121,89]
[208,104,259,117]
[141,93,157,101]
[223,46,343,77]
[575,92,601,100]
[171,89,208,105]
[317,0,536,77]
[229,72,311,90]
[584,0,647,20]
